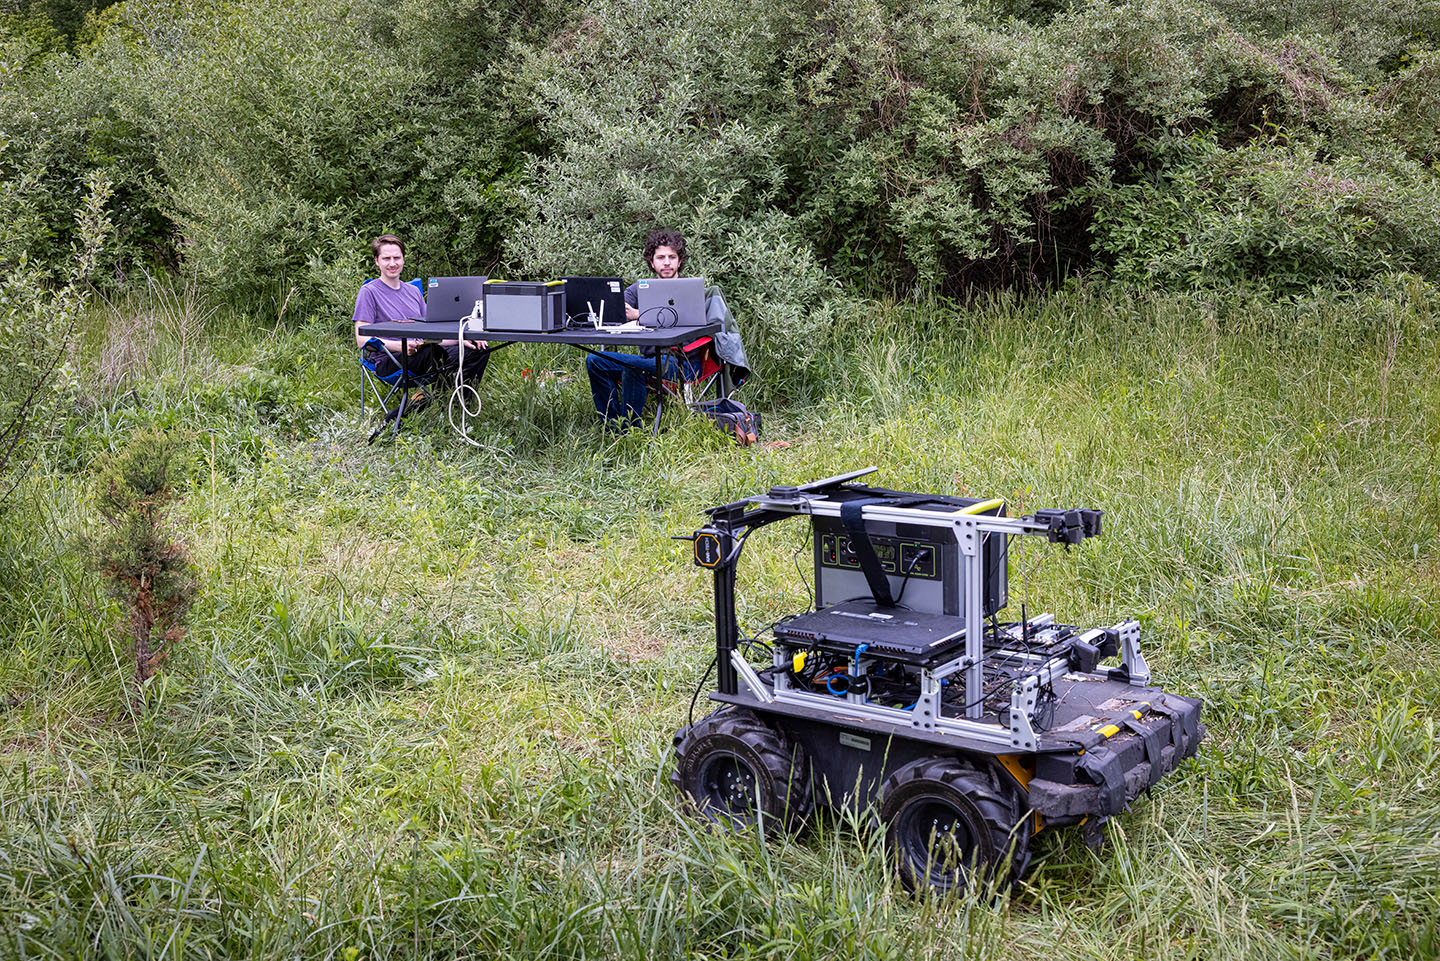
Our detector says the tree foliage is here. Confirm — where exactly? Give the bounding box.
[0,18,167,280]
[4,0,1440,319]
[92,0,555,315]
[510,0,1440,302]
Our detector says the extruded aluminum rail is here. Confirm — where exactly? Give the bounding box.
[747,491,1050,722]
[696,470,1145,752]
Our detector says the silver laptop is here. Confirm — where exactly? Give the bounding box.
[636,278,707,329]
[427,276,488,322]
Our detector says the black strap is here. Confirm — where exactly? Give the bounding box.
[839,494,939,608]
[841,499,894,607]
[1077,748,1127,815]
[1124,716,1165,790]
[1150,695,1200,760]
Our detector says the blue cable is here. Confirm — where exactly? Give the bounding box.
[862,696,918,711]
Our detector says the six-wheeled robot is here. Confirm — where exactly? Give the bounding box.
[672,469,1204,892]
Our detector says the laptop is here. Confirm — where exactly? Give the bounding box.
[426,276,488,323]
[561,276,626,327]
[636,277,707,329]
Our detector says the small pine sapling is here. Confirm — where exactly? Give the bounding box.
[93,430,195,692]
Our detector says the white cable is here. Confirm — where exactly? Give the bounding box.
[448,302,498,449]
[445,298,641,445]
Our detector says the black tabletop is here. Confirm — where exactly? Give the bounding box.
[357,319,718,349]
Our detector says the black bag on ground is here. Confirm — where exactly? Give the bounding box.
[695,397,761,446]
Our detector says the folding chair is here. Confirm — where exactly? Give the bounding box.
[677,334,738,405]
[359,339,443,413]
[357,279,445,440]
[652,334,748,434]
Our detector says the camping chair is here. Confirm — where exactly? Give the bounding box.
[359,340,444,417]
[652,333,748,434]
[357,279,447,440]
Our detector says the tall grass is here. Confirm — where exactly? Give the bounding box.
[0,281,1436,958]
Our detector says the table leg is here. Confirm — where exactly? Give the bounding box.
[391,336,413,435]
[651,345,682,436]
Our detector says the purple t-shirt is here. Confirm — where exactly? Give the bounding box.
[352,279,426,327]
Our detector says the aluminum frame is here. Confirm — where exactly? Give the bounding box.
[699,472,1152,750]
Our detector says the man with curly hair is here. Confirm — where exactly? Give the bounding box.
[585,228,696,430]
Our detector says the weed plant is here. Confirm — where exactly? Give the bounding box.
[0,281,1436,958]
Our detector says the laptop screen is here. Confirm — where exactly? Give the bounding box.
[427,276,488,323]
[636,278,707,328]
[560,276,625,326]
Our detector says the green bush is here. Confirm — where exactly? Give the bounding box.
[1090,134,1440,290]
[86,0,551,319]
[10,0,1440,308]
[0,21,170,281]
[3,0,118,40]
[1377,48,1440,165]
[510,0,1440,303]
[0,170,112,506]
[505,0,841,390]
[1208,0,1436,78]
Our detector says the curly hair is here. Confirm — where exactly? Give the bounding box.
[642,229,687,271]
[371,234,405,259]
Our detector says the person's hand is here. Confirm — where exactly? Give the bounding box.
[625,304,639,321]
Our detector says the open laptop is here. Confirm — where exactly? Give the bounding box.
[560,276,625,327]
[426,276,488,323]
[636,277,707,329]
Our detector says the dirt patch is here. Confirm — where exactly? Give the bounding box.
[1,735,46,755]
[600,631,669,664]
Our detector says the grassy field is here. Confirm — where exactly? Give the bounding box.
[0,281,1437,959]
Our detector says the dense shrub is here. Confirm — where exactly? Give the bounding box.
[0,20,170,281]
[7,0,1440,313]
[1091,134,1440,289]
[12,0,544,315]
[1207,0,1436,79]
[0,170,111,505]
[512,0,1440,305]
[506,0,841,386]
[1377,48,1440,164]
[3,0,118,40]
[82,0,558,318]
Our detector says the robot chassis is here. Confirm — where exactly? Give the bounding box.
[672,469,1204,892]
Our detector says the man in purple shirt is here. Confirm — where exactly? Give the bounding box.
[352,234,487,384]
